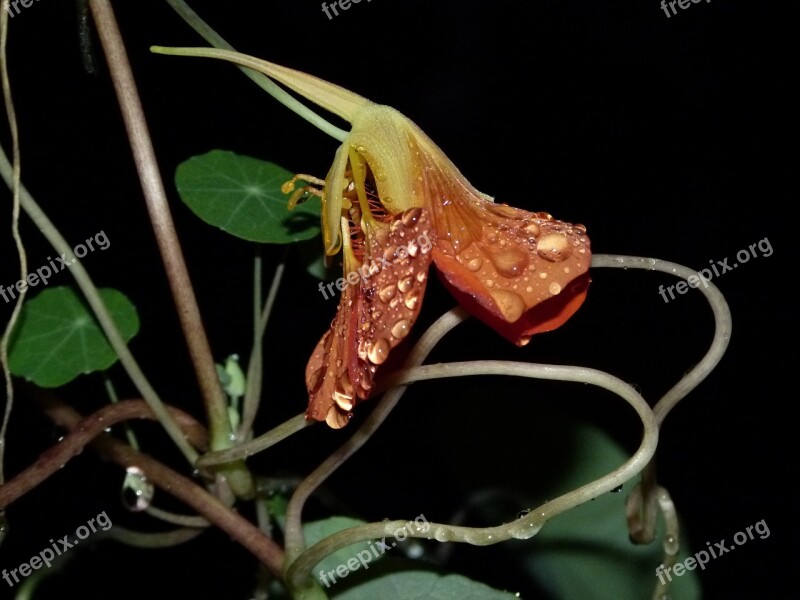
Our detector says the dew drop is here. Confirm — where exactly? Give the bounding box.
[398,277,414,293]
[367,338,391,365]
[548,282,562,295]
[466,257,483,272]
[404,292,420,310]
[122,466,154,512]
[378,284,396,303]
[517,508,531,519]
[508,520,543,540]
[333,384,354,411]
[433,527,449,542]
[663,534,679,555]
[490,289,526,322]
[383,246,398,262]
[524,222,541,237]
[391,319,411,339]
[489,247,529,277]
[539,272,548,279]
[401,207,422,226]
[415,271,426,283]
[537,234,572,262]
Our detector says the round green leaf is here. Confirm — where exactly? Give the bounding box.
[9,287,139,387]
[175,150,321,243]
[334,569,519,599]
[523,424,701,600]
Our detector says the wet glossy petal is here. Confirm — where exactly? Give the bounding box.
[306,209,435,428]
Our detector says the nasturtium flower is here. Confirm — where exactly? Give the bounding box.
[152,48,591,428]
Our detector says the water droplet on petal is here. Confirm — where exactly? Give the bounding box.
[524,222,541,237]
[415,271,426,283]
[391,319,411,339]
[537,234,572,262]
[379,284,396,303]
[367,338,391,365]
[398,277,413,293]
[489,247,529,277]
[333,372,354,410]
[402,208,422,226]
[490,289,527,322]
[517,508,531,519]
[333,389,353,411]
[549,282,562,295]
[466,257,483,272]
[404,292,420,310]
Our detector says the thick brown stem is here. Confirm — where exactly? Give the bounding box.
[4,395,285,578]
[86,0,233,453]
[0,398,206,508]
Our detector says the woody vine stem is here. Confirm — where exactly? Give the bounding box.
[0,2,731,600]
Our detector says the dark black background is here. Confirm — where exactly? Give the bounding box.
[0,1,792,599]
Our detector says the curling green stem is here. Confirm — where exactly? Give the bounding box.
[287,357,658,591]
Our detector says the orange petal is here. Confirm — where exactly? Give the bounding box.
[306,208,435,427]
[419,155,591,344]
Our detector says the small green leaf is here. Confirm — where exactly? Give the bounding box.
[334,569,519,599]
[9,287,139,387]
[175,150,321,243]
